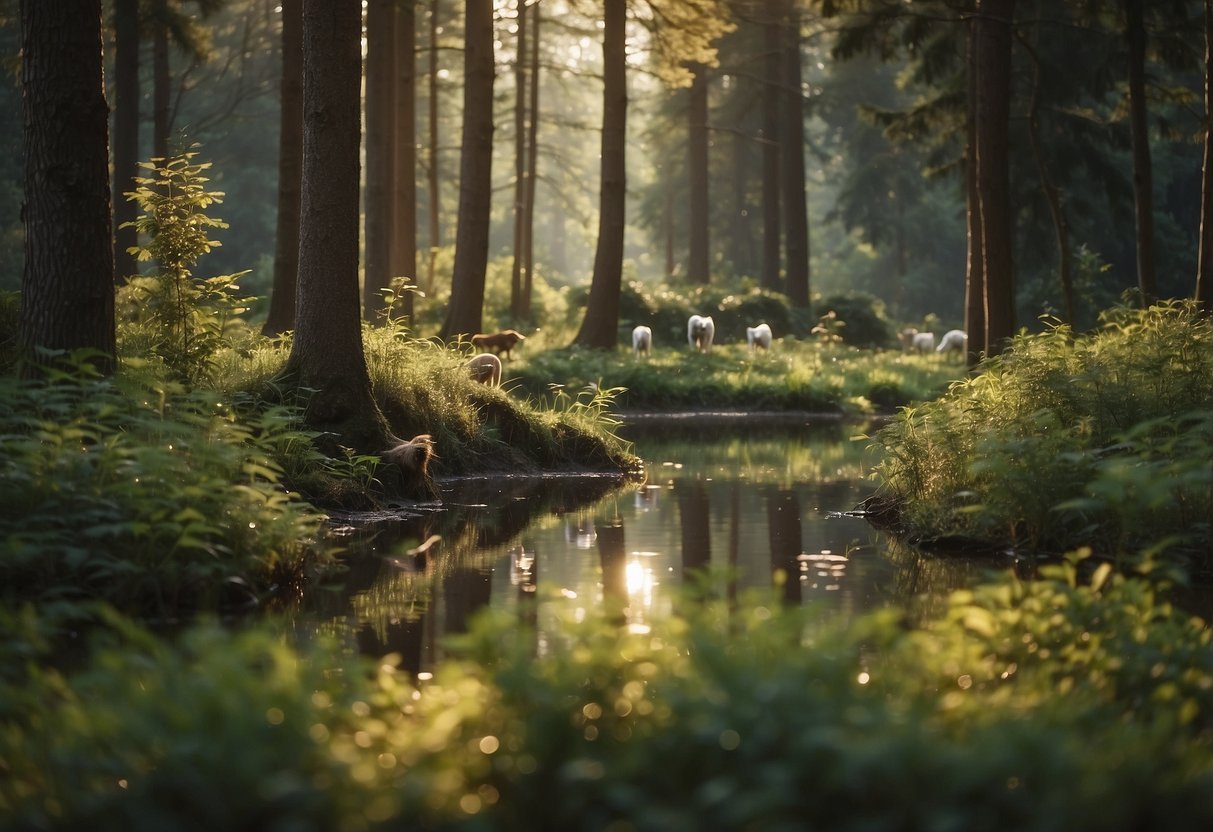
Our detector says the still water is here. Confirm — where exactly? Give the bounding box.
[306,420,989,673]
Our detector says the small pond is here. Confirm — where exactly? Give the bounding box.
[302,419,999,673]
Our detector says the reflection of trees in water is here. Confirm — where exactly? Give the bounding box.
[882,537,1008,624]
[314,476,629,672]
[766,486,803,605]
[677,478,712,576]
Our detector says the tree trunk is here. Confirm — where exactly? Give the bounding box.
[781,6,810,308]
[153,0,170,158]
[262,0,303,337]
[19,0,115,374]
[510,0,528,319]
[363,0,397,324]
[1126,0,1157,305]
[286,0,393,455]
[964,10,985,367]
[572,0,627,349]
[1199,0,1213,312]
[438,0,494,340]
[393,1,418,325]
[111,0,139,285]
[760,13,781,291]
[522,0,541,319]
[426,0,442,296]
[688,62,710,285]
[975,0,1015,356]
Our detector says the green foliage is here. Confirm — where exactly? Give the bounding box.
[511,337,957,415]
[0,354,328,617]
[119,147,254,385]
[3,557,1212,831]
[873,300,1213,569]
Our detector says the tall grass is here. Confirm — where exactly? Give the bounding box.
[509,340,959,414]
[872,300,1213,571]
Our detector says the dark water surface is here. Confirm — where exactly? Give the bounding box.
[303,421,992,673]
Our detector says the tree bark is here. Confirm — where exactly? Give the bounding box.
[975,0,1015,356]
[522,0,541,318]
[426,0,441,296]
[19,0,115,374]
[572,0,627,349]
[111,0,140,285]
[781,6,810,308]
[285,0,393,455]
[363,0,397,324]
[1199,0,1213,312]
[964,10,985,367]
[760,13,781,292]
[438,0,495,340]
[262,0,303,337]
[393,0,418,325]
[1126,0,1157,305]
[688,62,710,285]
[510,0,529,319]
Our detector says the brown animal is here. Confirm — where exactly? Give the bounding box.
[381,434,437,498]
[467,352,503,386]
[471,329,526,360]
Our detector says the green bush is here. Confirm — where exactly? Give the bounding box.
[3,557,1211,831]
[872,300,1213,569]
[815,292,896,349]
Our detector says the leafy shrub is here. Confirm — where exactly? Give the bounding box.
[872,300,1213,569]
[3,558,1212,831]
[0,356,328,616]
[815,292,896,348]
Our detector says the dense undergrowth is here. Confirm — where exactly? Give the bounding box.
[871,300,1213,575]
[2,555,1211,831]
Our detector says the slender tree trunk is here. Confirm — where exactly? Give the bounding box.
[112,0,139,285]
[1199,0,1213,312]
[1126,0,1157,305]
[153,0,170,158]
[510,0,529,319]
[522,0,541,318]
[572,0,627,348]
[438,0,495,340]
[665,173,676,278]
[426,0,441,295]
[964,9,985,367]
[731,130,753,279]
[262,0,303,337]
[19,0,115,374]
[1020,32,1074,324]
[286,0,393,455]
[393,1,417,325]
[688,62,710,285]
[363,0,397,323]
[975,0,1015,356]
[781,6,810,308]
[760,13,781,291]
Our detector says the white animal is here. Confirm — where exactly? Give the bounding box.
[900,327,935,354]
[687,314,715,353]
[936,329,967,358]
[632,325,652,357]
[746,323,773,351]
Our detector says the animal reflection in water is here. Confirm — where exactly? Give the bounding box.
[510,544,536,591]
[566,516,597,549]
[798,550,848,591]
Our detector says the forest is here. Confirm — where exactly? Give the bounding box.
[4,0,1213,829]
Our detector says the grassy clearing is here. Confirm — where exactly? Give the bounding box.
[870,300,1213,574]
[507,339,961,415]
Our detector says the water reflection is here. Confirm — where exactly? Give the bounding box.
[309,422,992,671]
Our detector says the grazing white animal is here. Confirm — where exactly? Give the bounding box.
[632,325,653,357]
[936,329,967,358]
[687,314,715,353]
[746,323,773,351]
[899,327,935,354]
